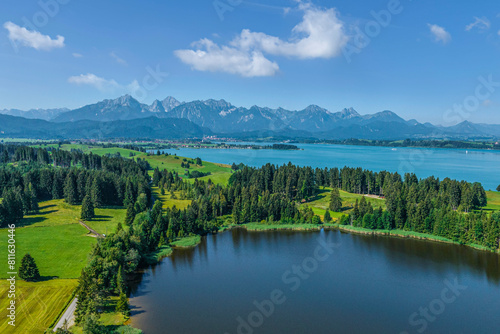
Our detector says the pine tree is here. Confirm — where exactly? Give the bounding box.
[166,225,174,242]
[19,253,40,281]
[1,188,24,225]
[178,228,185,238]
[116,292,131,317]
[64,174,78,205]
[152,167,160,186]
[124,203,135,226]
[52,174,63,199]
[1,149,9,163]
[116,265,126,294]
[90,176,102,208]
[27,183,39,213]
[81,195,94,221]
[329,187,342,212]
[324,210,332,223]
[82,314,101,334]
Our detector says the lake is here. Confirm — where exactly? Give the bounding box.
[163,143,500,190]
[129,228,500,334]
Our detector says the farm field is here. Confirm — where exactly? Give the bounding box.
[0,279,77,334]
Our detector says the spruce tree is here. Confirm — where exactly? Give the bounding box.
[64,174,78,205]
[52,174,63,199]
[1,188,24,224]
[324,210,332,223]
[116,265,126,294]
[329,187,342,212]
[116,292,130,317]
[19,253,40,281]
[124,203,135,226]
[2,149,9,163]
[81,195,94,221]
[90,176,102,208]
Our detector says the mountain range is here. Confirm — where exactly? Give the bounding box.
[1,95,499,140]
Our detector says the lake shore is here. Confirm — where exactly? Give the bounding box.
[215,222,499,254]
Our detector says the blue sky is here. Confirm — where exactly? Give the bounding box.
[1,0,499,125]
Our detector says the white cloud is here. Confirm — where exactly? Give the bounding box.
[465,17,490,31]
[3,21,65,51]
[68,73,122,92]
[72,53,83,58]
[174,3,348,77]
[110,52,127,65]
[428,24,451,44]
[175,39,279,77]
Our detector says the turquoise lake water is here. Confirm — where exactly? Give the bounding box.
[164,143,500,190]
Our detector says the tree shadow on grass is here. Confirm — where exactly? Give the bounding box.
[36,275,59,282]
[18,216,47,227]
[92,215,113,222]
[38,204,56,211]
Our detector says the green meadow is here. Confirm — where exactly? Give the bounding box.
[0,199,126,279]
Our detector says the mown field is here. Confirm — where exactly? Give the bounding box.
[0,279,77,334]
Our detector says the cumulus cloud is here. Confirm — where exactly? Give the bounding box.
[175,39,279,77]
[3,21,65,51]
[68,73,122,92]
[465,17,490,31]
[428,24,451,44]
[175,3,348,77]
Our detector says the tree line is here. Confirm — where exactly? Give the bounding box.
[0,145,151,227]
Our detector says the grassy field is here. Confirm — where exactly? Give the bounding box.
[485,191,500,211]
[171,235,202,248]
[0,279,77,334]
[243,223,322,231]
[0,198,126,332]
[152,187,191,210]
[0,199,126,279]
[302,188,387,221]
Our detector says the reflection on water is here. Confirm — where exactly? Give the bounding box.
[130,229,500,334]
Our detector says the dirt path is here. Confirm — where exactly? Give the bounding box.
[79,220,104,238]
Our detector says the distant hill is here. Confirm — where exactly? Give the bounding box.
[0,114,207,139]
[3,95,500,140]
